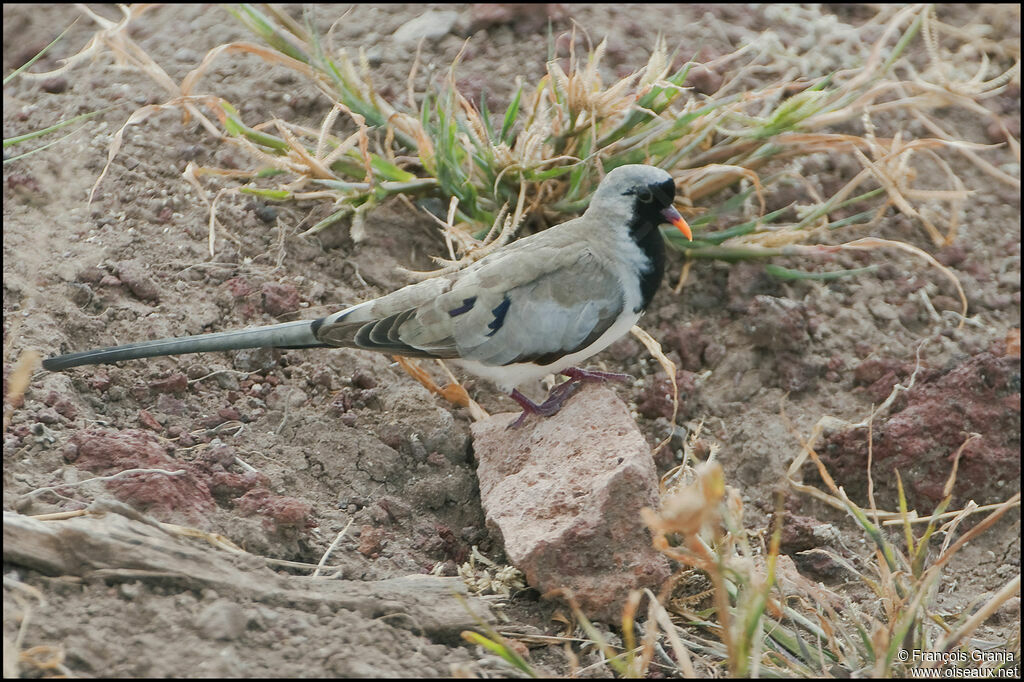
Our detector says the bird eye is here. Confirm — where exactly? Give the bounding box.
[637,188,654,203]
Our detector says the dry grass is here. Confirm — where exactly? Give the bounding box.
[618,359,1020,678]
[14,5,1018,280]
[2,350,39,432]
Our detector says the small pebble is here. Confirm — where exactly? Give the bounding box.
[40,77,68,93]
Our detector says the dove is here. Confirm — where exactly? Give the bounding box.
[43,164,692,425]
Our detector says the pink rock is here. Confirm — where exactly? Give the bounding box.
[234,488,314,533]
[68,428,215,521]
[149,372,188,395]
[261,282,300,317]
[116,262,160,302]
[820,349,1020,508]
[138,409,163,432]
[472,384,669,622]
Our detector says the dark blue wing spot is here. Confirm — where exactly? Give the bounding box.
[486,297,511,337]
[448,296,477,317]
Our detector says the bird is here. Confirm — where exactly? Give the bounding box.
[42,164,692,426]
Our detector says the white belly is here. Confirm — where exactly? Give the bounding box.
[453,309,642,392]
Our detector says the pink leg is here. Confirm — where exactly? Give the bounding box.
[508,383,582,428]
[506,367,633,428]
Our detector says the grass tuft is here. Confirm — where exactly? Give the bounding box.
[626,395,1020,677]
[28,4,1016,293]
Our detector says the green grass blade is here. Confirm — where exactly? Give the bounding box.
[688,185,761,227]
[3,19,77,86]
[478,89,496,142]
[599,62,694,147]
[896,471,917,560]
[881,11,924,74]
[219,101,290,151]
[239,187,292,200]
[822,209,878,231]
[807,72,835,92]
[461,631,537,677]
[4,105,114,148]
[299,205,354,236]
[752,90,830,139]
[227,3,309,63]
[255,168,288,178]
[844,498,905,584]
[524,164,576,181]
[500,83,522,145]
[367,155,417,182]
[794,188,885,230]
[3,125,86,163]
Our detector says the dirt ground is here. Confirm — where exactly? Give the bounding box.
[3,4,1020,678]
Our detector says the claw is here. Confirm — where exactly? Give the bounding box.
[506,366,631,428]
[507,383,582,428]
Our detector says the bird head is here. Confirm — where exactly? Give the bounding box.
[586,164,692,241]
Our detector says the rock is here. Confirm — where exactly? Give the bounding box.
[392,10,458,43]
[149,372,188,395]
[356,525,389,557]
[196,599,248,641]
[471,384,669,622]
[40,76,68,93]
[816,349,1020,508]
[744,295,809,352]
[634,371,698,421]
[993,596,1020,625]
[154,393,187,416]
[68,428,216,520]
[351,369,377,389]
[775,351,821,393]
[138,409,163,432]
[224,276,255,299]
[867,299,900,321]
[852,356,923,403]
[265,386,307,411]
[469,4,566,34]
[780,513,845,579]
[261,282,300,317]
[35,407,60,424]
[233,488,314,533]
[684,65,723,95]
[232,347,277,372]
[52,398,77,420]
[89,371,112,392]
[116,262,161,302]
[661,321,709,372]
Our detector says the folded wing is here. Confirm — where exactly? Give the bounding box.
[315,247,625,367]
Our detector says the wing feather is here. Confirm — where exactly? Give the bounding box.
[312,223,626,367]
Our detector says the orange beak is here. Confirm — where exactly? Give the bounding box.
[661,206,692,241]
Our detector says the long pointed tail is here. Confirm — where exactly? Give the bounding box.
[42,319,326,371]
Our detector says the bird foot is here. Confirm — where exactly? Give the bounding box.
[507,383,582,429]
[506,367,633,429]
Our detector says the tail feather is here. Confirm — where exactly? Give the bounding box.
[42,319,324,371]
